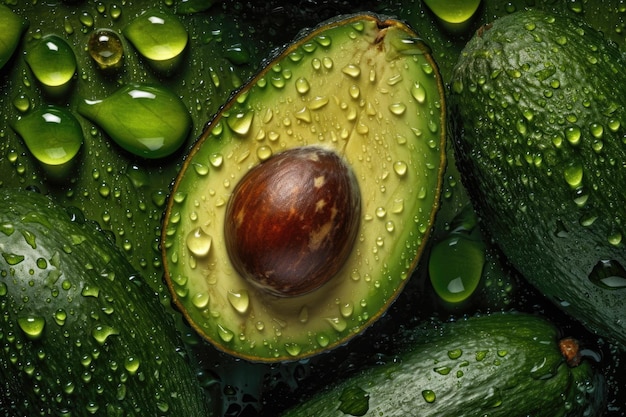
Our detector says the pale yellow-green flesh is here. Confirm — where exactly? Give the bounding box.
[163,15,445,361]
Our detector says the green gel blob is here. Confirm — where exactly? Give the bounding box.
[12,106,84,167]
[78,83,191,159]
[0,4,28,70]
[24,34,77,88]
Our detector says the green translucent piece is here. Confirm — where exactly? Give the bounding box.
[78,84,191,159]
[24,34,77,87]
[12,106,84,167]
[0,5,28,70]
[123,9,188,61]
[423,0,482,24]
[429,234,485,303]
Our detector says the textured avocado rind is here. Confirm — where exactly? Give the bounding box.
[449,10,626,347]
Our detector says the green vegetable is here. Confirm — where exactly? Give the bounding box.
[449,10,626,347]
[280,313,605,417]
[161,13,446,362]
[0,189,216,416]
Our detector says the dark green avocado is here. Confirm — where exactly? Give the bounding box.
[0,189,215,416]
[162,13,447,362]
[449,10,626,347]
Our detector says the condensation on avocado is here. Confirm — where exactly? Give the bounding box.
[162,14,446,362]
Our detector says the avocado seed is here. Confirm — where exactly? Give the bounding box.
[224,146,361,297]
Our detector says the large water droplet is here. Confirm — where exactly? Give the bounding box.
[226,111,254,136]
[123,9,188,70]
[78,84,191,159]
[25,35,76,88]
[12,106,83,169]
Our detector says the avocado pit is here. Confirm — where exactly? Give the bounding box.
[224,146,361,297]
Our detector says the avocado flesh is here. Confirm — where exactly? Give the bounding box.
[162,14,446,362]
[0,189,214,416]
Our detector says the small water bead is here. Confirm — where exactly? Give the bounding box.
[342,64,361,78]
[256,145,273,161]
[12,106,84,168]
[186,227,212,257]
[25,35,77,88]
[389,103,407,116]
[563,162,583,187]
[393,161,408,177]
[421,389,436,403]
[12,94,31,113]
[78,84,191,159]
[123,9,188,66]
[17,316,46,340]
[88,29,124,70]
[565,125,581,145]
[227,290,250,314]
[295,77,310,94]
[226,111,254,136]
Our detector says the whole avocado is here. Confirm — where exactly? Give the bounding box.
[0,189,216,416]
[449,10,626,347]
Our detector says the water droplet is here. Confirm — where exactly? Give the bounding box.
[309,96,329,110]
[295,77,310,94]
[284,343,302,357]
[2,252,25,265]
[17,316,46,340]
[421,389,436,403]
[563,162,583,188]
[342,64,361,78]
[226,111,254,136]
[123,9,188,65]
[565,125,581,145]
[339,302,354,318]
[12,94,30,113]
[25,35,76,88]
[217,324,234,342]
[88,28,124,70]
[12,105,83,169]
[227,290,250,314]
[589,123,604,138]
[78,84,191,159]
[589,260,626,289]
[325,316,347,332]
[256,145,273,161]
[393,161,408,176]
[225,43,250,65]
[448,348,463,359]
[124,356,140,375]
[423,0,481,24]
[429,234,485,303]
[389,102,407,115]
[92,324,119,345]
[186,227,212,257]
[54,309,67,326]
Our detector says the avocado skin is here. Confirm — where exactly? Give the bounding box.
[449,10,626,347]
[280,313,605,417]
[0,189,215,416]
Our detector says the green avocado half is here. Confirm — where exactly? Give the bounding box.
[161,13,446,362]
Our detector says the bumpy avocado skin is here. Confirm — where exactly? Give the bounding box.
[162,14,446,362]
[449,10,626,347]
[0,189,215,416]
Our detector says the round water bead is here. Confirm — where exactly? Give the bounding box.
[88,28,124,70]
[25,34,77,88]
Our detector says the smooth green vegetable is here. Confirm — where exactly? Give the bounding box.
[0,189,216,416]
[449,9,626,348]
[280,313,605,417]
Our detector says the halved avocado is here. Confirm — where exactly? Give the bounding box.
[161,13,446,362]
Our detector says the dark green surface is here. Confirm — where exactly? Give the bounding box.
[281,313,605,417]
[450,8,626,348]
[0,189,215,416]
